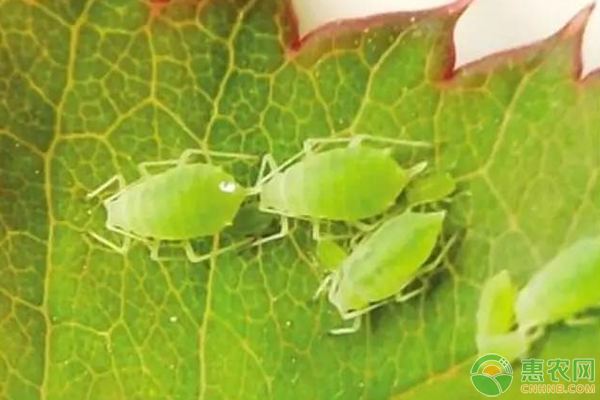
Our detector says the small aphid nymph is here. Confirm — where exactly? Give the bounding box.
[405,171,457,207]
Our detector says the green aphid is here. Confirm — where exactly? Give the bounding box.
[476,271,529,362]
[405,171,457,207]
[86,148,256,262]
[477,271,518,336]
[516,237,600,331]
[251,134,431,246]
[475,237,600,362]
[315,211,453,334]
[315,239,348,272]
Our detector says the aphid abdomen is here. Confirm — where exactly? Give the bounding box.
[106,164,245,240]
[261,147,408,220]
[515,237,600,329]
[333,211,445,311]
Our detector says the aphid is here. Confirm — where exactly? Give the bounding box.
[474,237,600,361]
[86,148,256,262]
[476,270,528,362]
[315,239,348,272]
[314,211,453,334]
[515,236,600,331]
[253,134,430,245]
[477,270,517,337]
[405,171,457,207]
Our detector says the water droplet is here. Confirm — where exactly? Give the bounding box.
[170,316,178,323]
[169,364,175,370]
[15,143,20,148]
[291,357,297,364]
[219,181,237,193]
[285,320,292,328]
[358,381,365,388]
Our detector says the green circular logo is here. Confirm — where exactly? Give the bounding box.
[470,354,514,397]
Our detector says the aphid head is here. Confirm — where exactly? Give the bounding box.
[328,272,370,317]
[104,197,127,231]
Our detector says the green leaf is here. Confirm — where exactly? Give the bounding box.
[1,1,599,400]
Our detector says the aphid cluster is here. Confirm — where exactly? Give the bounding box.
[87,133,599,343]
[475,237,600,362]
[87,134,458,333]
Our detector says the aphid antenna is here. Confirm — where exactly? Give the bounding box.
[87,231,131,255]
[311,221,356,241]
[351,134,433,149]
[395,283,426,302]
[313,274,334,300]
[179,148,258,165]
[86,174,127,200]
[414,232,458,278]
[329,317,361,335]
[253,151,306,187]
[248,215,290,248]
[184,237,255,263]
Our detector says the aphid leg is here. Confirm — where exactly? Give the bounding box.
[178,148,257,165]
[252,153,279,190]
[88,231,131,254]
[311,221,353,241]
[86,175,126,200]
[416,233,458,277]
[182,241,211,262]
[349,232,366,248]
[352,220,382,232]
[184,238,254,263]
[329,305,380,335]
[395,285,425,302]
[148,240,182,261]
[149,240,163,260]
[311,221,322,240]
[253,150,306,188]
[251,216,290,246]
[138,160,179,176]
[329,317,362,335]
[313,274,334,300]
